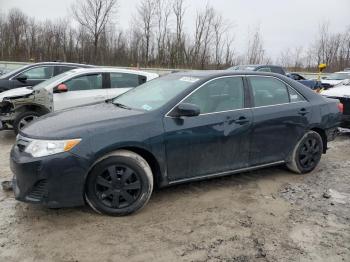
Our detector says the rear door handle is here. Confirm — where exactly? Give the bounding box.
[234,116,249,125]
[298,108,309,116]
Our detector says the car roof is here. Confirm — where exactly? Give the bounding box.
[27,62,94,67]
[69,67,159,78]
[168,70,286,79]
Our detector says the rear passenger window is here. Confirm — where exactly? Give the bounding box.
[249,76,289,107]
[288,87,305,102]
[183,77,244,114]
[257,67,271,72]
[110,73,146,88]
[64,74,103,91]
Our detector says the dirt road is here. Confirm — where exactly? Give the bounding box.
[0,130,349,262]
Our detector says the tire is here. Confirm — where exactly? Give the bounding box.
[14,111,41,134]
[85,150,153,216]
[286,131,323,174]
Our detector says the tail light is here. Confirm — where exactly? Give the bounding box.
[338,103,344,113]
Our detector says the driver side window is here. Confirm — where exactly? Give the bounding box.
[183,77,245,114]
[64,74,103,91]
[20,66,54,80]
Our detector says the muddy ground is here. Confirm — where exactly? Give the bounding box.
[0,130,349,262]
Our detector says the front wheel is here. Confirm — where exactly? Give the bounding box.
[286,131,323,174]
[13,111,40,134]
[85,150,153,216]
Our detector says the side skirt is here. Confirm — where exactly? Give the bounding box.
[168,161,285,185]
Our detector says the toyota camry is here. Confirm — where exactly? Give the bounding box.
[11,71,342,216]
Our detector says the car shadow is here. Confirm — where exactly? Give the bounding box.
[12,164,299,220]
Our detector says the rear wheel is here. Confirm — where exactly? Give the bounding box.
[14,111,41,134]
[85,150,153,216]
[286,131,323,174]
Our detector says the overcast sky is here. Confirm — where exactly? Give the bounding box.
[0,0,349,60]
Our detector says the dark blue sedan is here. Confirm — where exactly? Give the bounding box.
[11,71,341,216]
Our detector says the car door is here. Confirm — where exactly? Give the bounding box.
[107,72,147,99]
[12,66,54,88]
[247,76,312,166]
[53,73,109,111]
[163,76,253,181]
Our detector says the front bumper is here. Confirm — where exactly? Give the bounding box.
[10,145,90,208]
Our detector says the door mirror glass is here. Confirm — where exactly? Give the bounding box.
[54,83,68,93]
[16,74,27,82]
[172,103,200,117]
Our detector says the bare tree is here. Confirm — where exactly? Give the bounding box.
[72,0,118,62]
[136,0,156,66]
[172,0,186,66]
[246,26,265,64]
[154,0,171,66]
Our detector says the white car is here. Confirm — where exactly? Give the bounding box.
[321,79,350,128]
[321,71,350,87]
[0,68,158,132]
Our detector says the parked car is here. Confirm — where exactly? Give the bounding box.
[11,71,341,216]
[228,64,286,75]
[0,62,94,93]
[321,71,350,88]
[228,65,321,89]
[321,79,350,128]
[0,66,12,76]
[286,73,322,90]
[0,68,158,133]
[0,62,30,76]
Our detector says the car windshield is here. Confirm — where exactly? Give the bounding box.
[325,73,350,80]
[32,70,77,90]
[0,64,32,79]
[112,75,202,111]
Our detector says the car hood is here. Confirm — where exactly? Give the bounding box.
[0,87,33,102]
[321,85,350,97]
[21,102,146,139]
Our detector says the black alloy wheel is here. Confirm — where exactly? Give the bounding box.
[85,151,153,216]
[95,165,142,209]
[297,136,321,170]
[286,130,323,174]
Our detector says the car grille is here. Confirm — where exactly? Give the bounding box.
[27,180,48,200]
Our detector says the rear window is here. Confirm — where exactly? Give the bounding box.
[110,73,146,88]
[249,76,289,106]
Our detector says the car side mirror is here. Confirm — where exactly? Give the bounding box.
[54,83,68,93]
[171,103,200,117]
[16,75,27,82]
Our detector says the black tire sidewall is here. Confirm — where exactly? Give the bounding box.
[14,111,41,134]
[294,131,323,174]
[86,155,152,216]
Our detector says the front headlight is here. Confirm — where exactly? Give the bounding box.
[24,139,81,158]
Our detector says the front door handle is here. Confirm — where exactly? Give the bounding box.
[298,108,309,116]
[234,116,249,125]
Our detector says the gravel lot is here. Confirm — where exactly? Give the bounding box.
[0,130,349,262]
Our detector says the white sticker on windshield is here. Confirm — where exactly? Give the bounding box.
[142,104,152,111]
[179,77,200,83]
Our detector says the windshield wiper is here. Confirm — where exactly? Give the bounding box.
[113,102,132,110]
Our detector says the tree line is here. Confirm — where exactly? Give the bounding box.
[0,0,349,72]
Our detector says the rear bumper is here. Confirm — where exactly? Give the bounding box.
[10,146,89,208]
[340,114,350,128]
